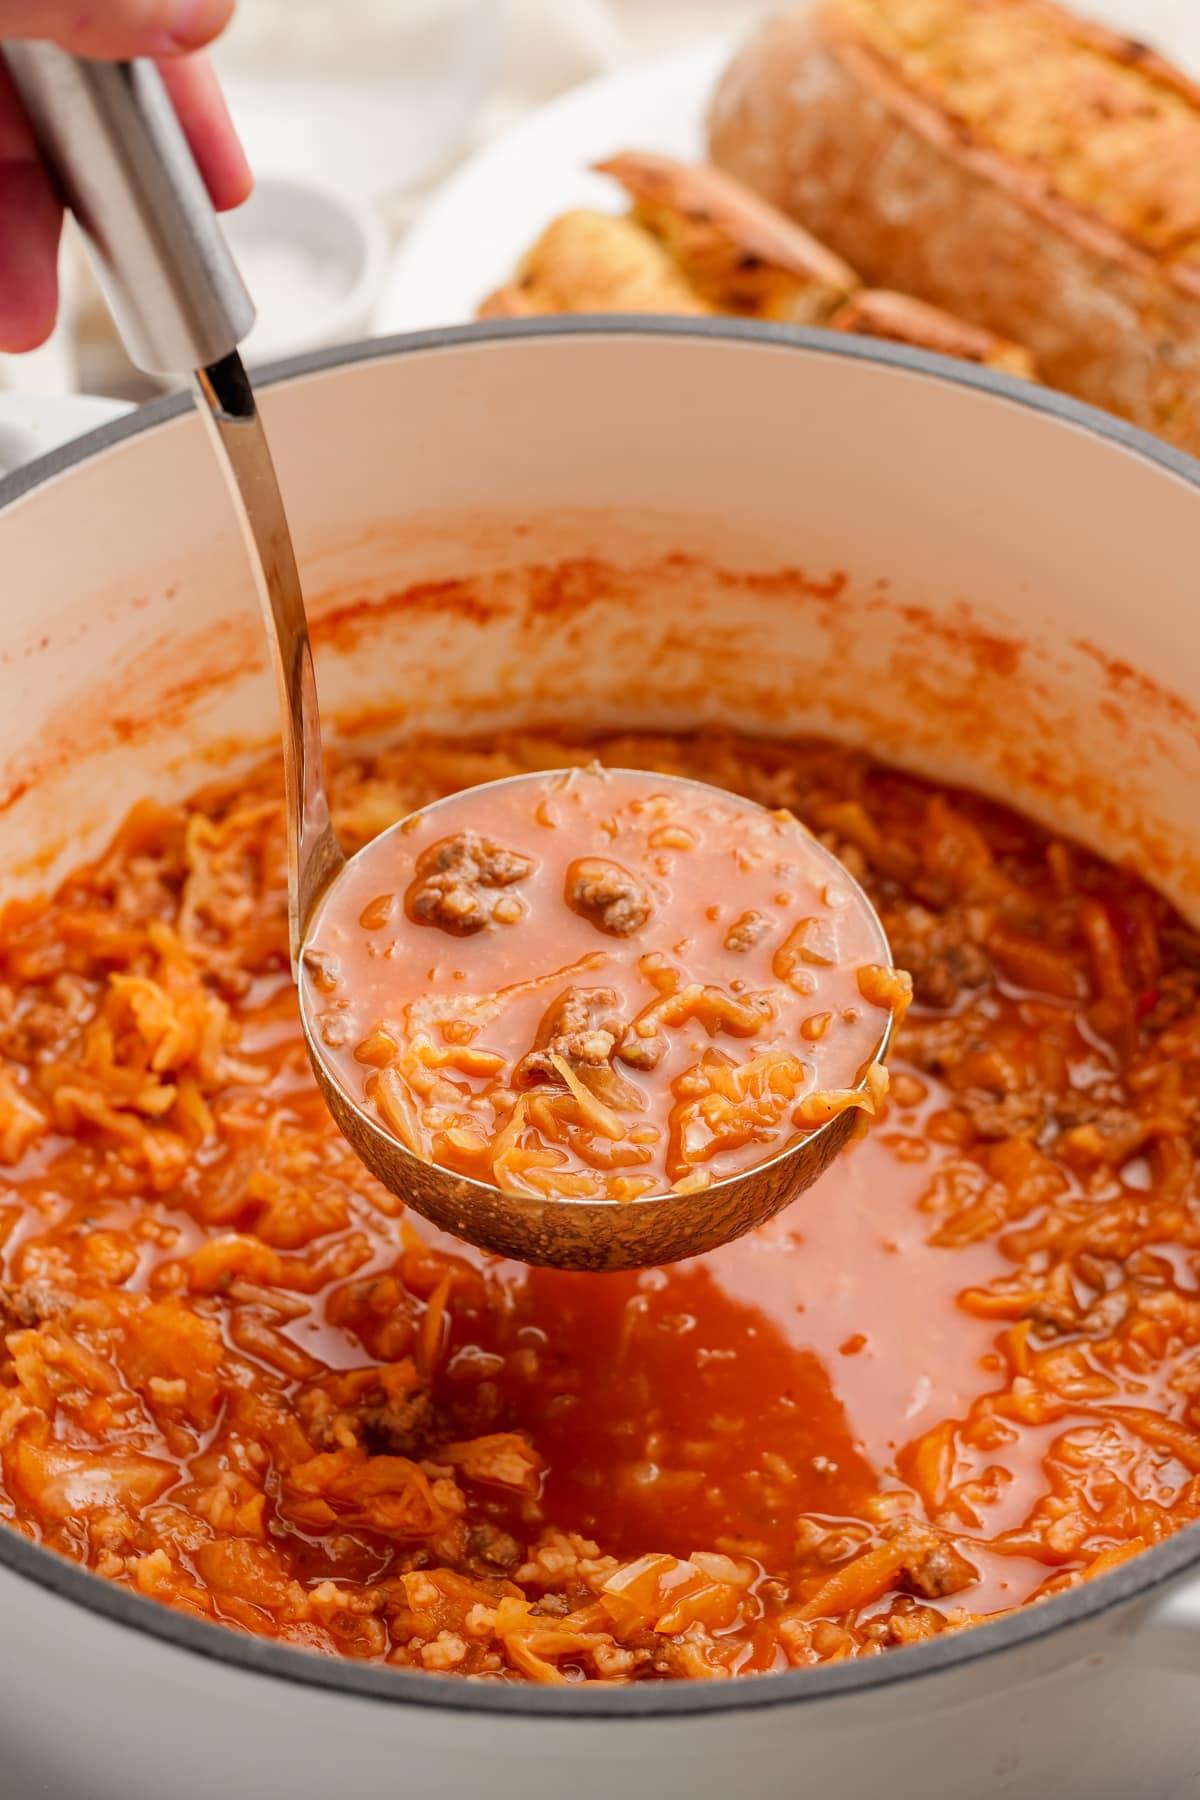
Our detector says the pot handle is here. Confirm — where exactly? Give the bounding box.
[0,394,133,480]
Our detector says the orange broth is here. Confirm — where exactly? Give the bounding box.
[0,729,1197,1681]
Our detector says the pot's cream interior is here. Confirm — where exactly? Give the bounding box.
[2,331,1198,919]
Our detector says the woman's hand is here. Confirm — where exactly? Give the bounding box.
[0,0,250,351]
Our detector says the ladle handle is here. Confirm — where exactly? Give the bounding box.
[195,353,346,972]
[5,42,344,967]
[1,44,253,377]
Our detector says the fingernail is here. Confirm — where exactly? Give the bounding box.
[168,0,233,51]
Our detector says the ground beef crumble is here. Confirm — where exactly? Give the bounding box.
[724,910,771,953]
[564,857,652,937]
[406,832,534,935]
[514,986,629,1085]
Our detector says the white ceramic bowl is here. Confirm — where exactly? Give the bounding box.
[218,173,388,368]
[0,392,130,479]
[1,322,1200,1799]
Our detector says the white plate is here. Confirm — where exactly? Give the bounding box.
[0,394,132,478]
[374,3,1200,336]
[373,39,730,333]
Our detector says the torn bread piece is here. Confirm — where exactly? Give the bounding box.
[830,289,1035,378]
[479,209,709,318]
[596,149,859,324]
[477,150,1034,379]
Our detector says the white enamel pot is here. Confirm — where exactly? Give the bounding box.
[1,321,1199,1800]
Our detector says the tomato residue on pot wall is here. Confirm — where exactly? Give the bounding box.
[6,544,1200,906]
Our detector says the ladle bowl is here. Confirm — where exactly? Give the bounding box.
[296,769,899,1271]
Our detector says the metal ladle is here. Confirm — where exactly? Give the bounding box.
[6,48,898,1270]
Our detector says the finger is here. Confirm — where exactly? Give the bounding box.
[158,55,251,210]
[0,0,236,58]
[0,61,61,350]
[0,162,61,349]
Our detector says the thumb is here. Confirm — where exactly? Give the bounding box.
[0,0,236,58]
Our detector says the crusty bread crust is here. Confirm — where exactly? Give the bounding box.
[830,289,1034,378]
[477,284,537,319]
[708,1,1200,449]
[596,150,858,323]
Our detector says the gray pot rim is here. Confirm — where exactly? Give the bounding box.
[2,314,1198,1721]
